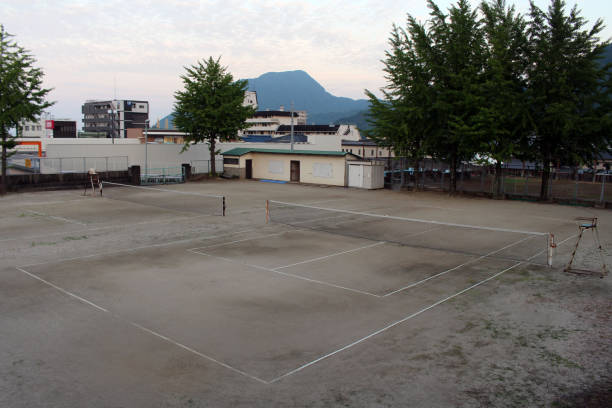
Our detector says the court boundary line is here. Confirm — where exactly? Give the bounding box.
[0,213,214,243]
[17,226,283,268]
[13,266,269,385]
[188,248,382,297]
[381,234,538,297]
[24,210,88,226]
[188,231,293,252]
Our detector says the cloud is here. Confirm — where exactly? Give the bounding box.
[2,0,610,124]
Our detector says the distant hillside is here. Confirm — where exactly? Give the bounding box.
[246,70,369,124]
[336,110,371,131]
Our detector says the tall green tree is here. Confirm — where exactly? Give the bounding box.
[366,0,484,193]
[365,22,436,186]
[0,25,53,194]
[173,57,255,175]
[426,0,485,193]
[526,0,612,200]
[477,0,529,197]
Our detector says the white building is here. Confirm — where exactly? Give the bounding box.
[18,115,52,138]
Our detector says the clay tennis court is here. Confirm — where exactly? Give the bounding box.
[1,180,610,407]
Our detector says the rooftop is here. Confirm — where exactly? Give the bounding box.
[222,147,358,157]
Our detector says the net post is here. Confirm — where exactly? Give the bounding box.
[266,200,270,223]
[547,233,555,267]
[222,196,226,217]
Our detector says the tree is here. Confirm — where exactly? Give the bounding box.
[426,0,486,193]
[366,0,484,192]
[173,57,255,175]
[0,25,53,194]
[366,1,485,194]
[477,0,529,197]
[365,23,436,188]
[526,0,612,200]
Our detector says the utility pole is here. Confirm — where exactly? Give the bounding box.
[290,101,294,152]
[144,119,149,178]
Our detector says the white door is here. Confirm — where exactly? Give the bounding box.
[348,164,363,188]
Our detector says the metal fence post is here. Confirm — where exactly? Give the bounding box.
[549,170,553,199]
[574,171,578,201]
[480,168,485,193]
[524,173,529,196]
[600,175,606,204]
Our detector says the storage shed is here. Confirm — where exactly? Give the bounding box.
[221,148,360,187]
[347,161,385,189]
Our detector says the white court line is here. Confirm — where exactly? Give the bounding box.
[382,234,537,297]
[130,322,268,384]
[25,210,88,226]
[15,267,109,313]
[268,261,524,383]
[526,233,578,262]
[0,213,213,244]
[18,227,268,268]
[269,200,548,236]
[190,249,381,297]
[13,266,268,385]
[273,242,386,270]
[188,230,292,251]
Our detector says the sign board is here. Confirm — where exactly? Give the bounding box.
[45,120,54,129]
[25,159,31,168]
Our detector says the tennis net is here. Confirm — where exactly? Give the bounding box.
[266,200,554,265]
[101,181,225,216]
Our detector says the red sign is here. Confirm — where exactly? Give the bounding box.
[45,120,54,129]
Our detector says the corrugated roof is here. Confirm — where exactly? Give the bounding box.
[222,147,357,157]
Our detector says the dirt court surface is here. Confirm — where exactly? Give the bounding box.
[1,180,610,407]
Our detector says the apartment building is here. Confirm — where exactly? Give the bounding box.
[82,100,149,139]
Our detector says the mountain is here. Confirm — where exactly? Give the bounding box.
[336,110,371,131]
[246,70,369,124]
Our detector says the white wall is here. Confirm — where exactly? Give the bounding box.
[40,138,346,171]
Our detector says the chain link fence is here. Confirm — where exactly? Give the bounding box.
[382,157,612,206]
[190,158,224,175]
[9,156,129,174]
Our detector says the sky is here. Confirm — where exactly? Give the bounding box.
[2,0,611,128]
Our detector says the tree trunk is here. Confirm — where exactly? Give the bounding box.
[1,133,7,195]
[449,155,458,194]
[209,139,216,176]
[540,159,551,201]
[414,158,420,190]
[494,161,503,199]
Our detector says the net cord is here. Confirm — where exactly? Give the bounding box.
[267,200,548,237]
[101,181,224,199]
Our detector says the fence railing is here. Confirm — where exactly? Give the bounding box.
[9,156,129,174]
[382,157,612,205]
[141,167,185,185]
[191,158,224,175]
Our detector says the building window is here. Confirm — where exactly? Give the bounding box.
[223,157,239,165]
[25,125,30,131]
[371,150,374,155]
[37,125,42,131]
